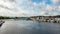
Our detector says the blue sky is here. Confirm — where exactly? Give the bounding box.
[32,0,42,3]
[0,0,60,17]
[32,0,51,4]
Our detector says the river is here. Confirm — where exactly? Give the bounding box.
[0,20,60,34]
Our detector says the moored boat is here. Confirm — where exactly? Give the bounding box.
[0,20,5,27]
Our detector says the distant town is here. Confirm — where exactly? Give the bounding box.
[0,15,60,23]
[28,15,60,23]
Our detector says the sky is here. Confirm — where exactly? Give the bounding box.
[0,0,60,17]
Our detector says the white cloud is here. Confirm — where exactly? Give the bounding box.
[0,0,30,17]
[51,0,59,4]
[51,0,60,6]
[0,0,60,17]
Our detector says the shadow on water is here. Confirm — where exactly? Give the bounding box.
[36,20,60,24]
[0,24,3,27]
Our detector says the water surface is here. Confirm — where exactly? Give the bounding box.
[0,20,60,34]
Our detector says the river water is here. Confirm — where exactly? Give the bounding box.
[0,20,60,34]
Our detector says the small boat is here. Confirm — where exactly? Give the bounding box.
[0,20,5,27]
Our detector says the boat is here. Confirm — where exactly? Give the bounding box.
[0,20,5,27]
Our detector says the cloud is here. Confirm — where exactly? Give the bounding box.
[51,0,59,4]
[0,0,30,17]
[0,0,60,17]
[18,0,60,16]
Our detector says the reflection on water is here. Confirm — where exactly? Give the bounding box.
[0,20,60,34]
